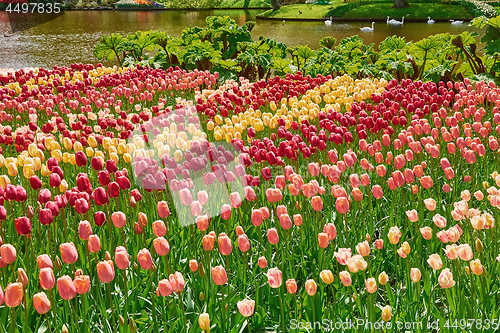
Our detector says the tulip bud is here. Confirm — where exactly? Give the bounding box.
[130,196,137,207]
[54,256,62,271]
[133,263,138,269]
[199,262,206,278]
[365,233,371,242]
[119,315,125,326]
[475,238,483,253]
[129,318,137,333]
[199,292,205,301]
[62,325,69,333]
[483,181,490,190]
[17,268,29,287]
[152,262,157,271]
[105,251,111,261]
[465,266,471,275]
[352,293,357,301]
[27,206,34,219]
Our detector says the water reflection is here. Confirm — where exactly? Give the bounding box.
[0,10,483,69]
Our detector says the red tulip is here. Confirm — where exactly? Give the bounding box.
[15,217,32,235]
[93,187,109,206]
[75,151,87,167]
[75,198,89,215]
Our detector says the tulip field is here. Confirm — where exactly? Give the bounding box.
[1,62,500,333]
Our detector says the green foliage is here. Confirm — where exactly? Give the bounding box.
[94,15,500,84]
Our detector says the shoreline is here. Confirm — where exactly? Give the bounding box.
[255,15,474,22]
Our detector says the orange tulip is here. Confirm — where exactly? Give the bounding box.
[339,271,352,287]
[33,292,51,314]
[305,279,317,296]
[115,246,129,270]
[137,249,153,270]
[318,233,329,248]
[157,201,170,218]
[111,211,126,228]
[311,196,323,211]
[97,260,115,283]
[36,254,53,269]
[218,233,233,255]
[410,268,421,283]
[438,268,455,288]
[5,282,23,307]
[365,278,377,293]
[158,279,173,296]
[56,276,76,300]
[286,279,297,294]
[212,265,227,285]
[335,197,349,214]
[258,256,268,269]
[74,275,90,294]
[189,259,198,272]
[267,228,279,244]
[88,235,101,253]
[427,254,443,270]
[59,242,78,264]
[153,237,170,256]
[237,299,255,317]
[39,267,55,290]
[356,241,370,257]
[169,272,185,293]
[0,244,16,264]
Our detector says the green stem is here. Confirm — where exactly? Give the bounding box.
[147,271,159,332]
[278,287,285,332]
[106,283,117,333]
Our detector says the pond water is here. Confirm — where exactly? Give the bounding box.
[0,10,484,70]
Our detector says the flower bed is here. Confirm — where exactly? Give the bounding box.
[0,63,500,331]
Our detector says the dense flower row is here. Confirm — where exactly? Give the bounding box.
[0,64,499,332]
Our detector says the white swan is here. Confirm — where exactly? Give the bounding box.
[360,22,375,32]
[450,20,463,25]
[325,16,332,25]
[427,17,435,24]
[388,17,404,25]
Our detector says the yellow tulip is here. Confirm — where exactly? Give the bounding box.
[63,137,73,150]
[62,152,70,164]
[59,179,68,192]
[0,175,10,188]
[51,150,62,162]
[95,151,105,160]
[73,142,83,152]
[123,153,132,163]
[88,135,98,148]
[110,152,119,164]
[127,143,136,154]
[174,150,183,162]
[7,163,17,177]
[41,164,51,177]
[85,147,94,157]
[215,115,223,125]
[23,164,34,179]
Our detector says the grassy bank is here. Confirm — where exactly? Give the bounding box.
[258,2,343,19]
[342,3,473,19]
[220,0,271,7]
[258,1,474,19]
